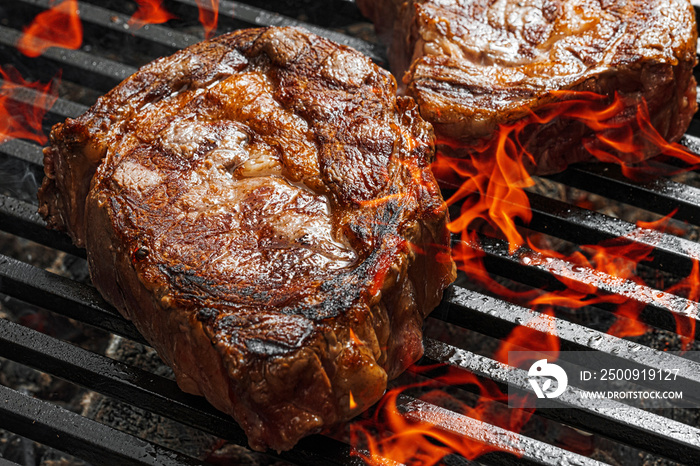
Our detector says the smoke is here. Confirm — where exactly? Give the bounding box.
[0,65,59,204]
[0,152,43,204]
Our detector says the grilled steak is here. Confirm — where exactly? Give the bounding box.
[38,27,456,451]
[357,0,698,174]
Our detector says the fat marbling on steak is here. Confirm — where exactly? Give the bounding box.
[357,0,698,174]
[38,27,456,451]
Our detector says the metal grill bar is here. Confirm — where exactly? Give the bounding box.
[0,384,206,465]
[0,25,135,92]
[546,162,700,226]
[527,190,699,275]
[0,252,141,341]
[0,80,88,125]
[394,395,604,466]
[0,195,83,256]
[434,287,700,385]
[0,139,44,168]
[10,0,197,51]
[160,0,385,62]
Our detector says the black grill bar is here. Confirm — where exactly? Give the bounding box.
[394,395,604,466]
[525,190,700,276]
[0,384,206,466]
[0,25,136,93]
[434,287,700,386]
[0,317,239,441]
[0,79,88,127]
[11,0,197,52]
[161,0,385,62]
[449,175,700,277]
[0,195,83,257]
[0,252,141,342]
[546,162,700,226]
[0,138,44,168]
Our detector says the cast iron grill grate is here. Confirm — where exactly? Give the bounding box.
[1,1,700,464]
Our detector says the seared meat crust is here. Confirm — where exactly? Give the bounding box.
[38,27,455,451]
[357,0,698,174]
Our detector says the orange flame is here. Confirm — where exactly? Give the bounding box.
[16,0,82,58]
[665,258,700,351]
[348,328,363,347]
[351,310,561,465]
[440,91,700,336]
[128,0,177,29]
[351,387,461,466]
[351,378,533,465]
[195,0,220,39]
[349,391,358,411]
[434,128,534,253]
[0,66,59,145]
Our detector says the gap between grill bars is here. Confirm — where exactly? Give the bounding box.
[2,0,700,465]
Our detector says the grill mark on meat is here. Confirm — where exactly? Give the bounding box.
[38,26,455,451]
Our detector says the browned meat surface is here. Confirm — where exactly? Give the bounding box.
[38,27,456,451]
[357,0,698,174]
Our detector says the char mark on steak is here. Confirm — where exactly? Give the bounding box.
[357,0,698,174]
[38,26,456,451]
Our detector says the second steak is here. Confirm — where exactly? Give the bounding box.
[358,0,698,174]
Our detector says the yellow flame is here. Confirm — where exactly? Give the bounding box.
[349,391,357,410]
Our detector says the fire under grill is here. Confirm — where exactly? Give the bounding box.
[1,0,700,465]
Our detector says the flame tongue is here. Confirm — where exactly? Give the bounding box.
[196,0,220,39]
[128,0,177,28]
[664,257,700,350]
[0,66,59,145]
[16,0,82,58]
[440,90,700,339]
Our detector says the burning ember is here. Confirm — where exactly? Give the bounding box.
[15,0,82,57]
